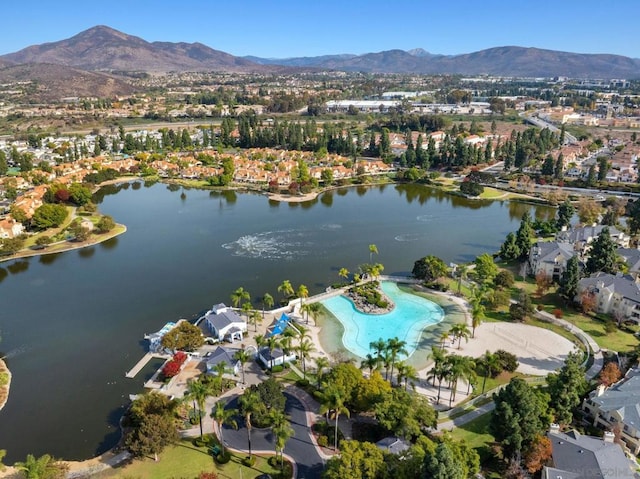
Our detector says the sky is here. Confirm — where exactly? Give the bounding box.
[1,0,639,59]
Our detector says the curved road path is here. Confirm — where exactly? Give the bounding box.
[222,390,325,479]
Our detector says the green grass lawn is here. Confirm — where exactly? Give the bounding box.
[97,439,282,479]
[448,412,495,451]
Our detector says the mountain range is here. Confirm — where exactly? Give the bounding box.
[0,25,639,100]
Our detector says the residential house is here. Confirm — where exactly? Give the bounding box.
[257,346,296,369]
[145,321,177,353]
[205,346,241,376]
[0,216,24,239]
[202,303,247,343]
[557,225,629,259]
[528,241,575,281]
[543,424,637,478]
[618,248,640,279]
[582,367,640,455]
[576,273,640,324]
[375,436,411,455]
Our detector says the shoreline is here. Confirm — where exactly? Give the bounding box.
[0,359,10,413]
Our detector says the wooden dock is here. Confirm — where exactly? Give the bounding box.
[126,353,164,379]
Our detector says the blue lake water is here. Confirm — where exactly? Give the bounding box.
[0,182,554,463]
[322,281,444,358]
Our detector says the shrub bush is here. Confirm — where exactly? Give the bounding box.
[242,455,256,467]
[193,437,206,448]
[215,451,231,464]
[271,365,284,373]
[317,435,328,447]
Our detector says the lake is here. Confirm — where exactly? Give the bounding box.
[0,182,553,462]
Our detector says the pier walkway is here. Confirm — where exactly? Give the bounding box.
[125,352,166,378]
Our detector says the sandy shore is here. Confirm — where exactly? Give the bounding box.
[0,359,10,413]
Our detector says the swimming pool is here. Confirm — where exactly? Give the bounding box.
[321,281,445,359]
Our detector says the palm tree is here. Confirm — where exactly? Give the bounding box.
[315,356,330,387]
[249,309,262,333]
[457,263,469,294]
[254,334,266,352]
[439,330,450,350]
[338,267,349,283]
[307,302,321,326]
[262,292,274,319]
[445,355,467,406]
[211,400,237,457]
[233,348,251,385]
[360,353,379,375]
[397,361,419,391]
[266,335,281,370]
[369,338,387,362]
[277,280,294,304]
[297,283,309,305]
[386,337,408,384]
[470,287,486,338]
[273,419,295,469]
[428,348,450,405]
[238,389,261,459]
[450,323,471,349]
[428,346,446,386]
[184,377,214,439]
[478,350,501,394]
[297,338,315,380]
[460,356,477,395]
[15,454,67,479]
[368,244,378,263]
[318,386,350,451]
[241,301,252,322]
[231,287,250,309]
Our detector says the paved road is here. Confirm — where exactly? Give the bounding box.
[222,391,325,479]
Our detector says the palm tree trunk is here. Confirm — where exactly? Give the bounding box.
[482,374,488,394]
[334,413,340,451]
[436,379,442,404]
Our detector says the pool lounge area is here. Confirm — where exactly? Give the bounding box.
[321,281,446,359]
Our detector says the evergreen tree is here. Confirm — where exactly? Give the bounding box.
[556,199,575,230]
[423,442,465,479]
[587,165,597,187]
[554,153,564,179]
[515,211,534,258]
[585,227,618,274]
[547,352,588,425]
[558,255,580,302]
[541,155,554,176]
[499,232,521,261]
[490,378,551,458]
[597,156,610,181]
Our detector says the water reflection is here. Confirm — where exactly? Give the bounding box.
[320,192,333,207]
[131,181,141,190]
[336,188,348,196]
[78,247,95,259]
[7,260,29,275]
[0,267,7,283]
[100,237,119,250]
[143,178,158,188]
[39,252,62,265]
[166,183,180,192]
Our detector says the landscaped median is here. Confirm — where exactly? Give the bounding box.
[90,436,288,479]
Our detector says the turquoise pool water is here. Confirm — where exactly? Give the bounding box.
[321,281,445,358]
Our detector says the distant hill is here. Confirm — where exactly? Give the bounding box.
[1,25,266,73]
[2,25,640,79]
[0,63,139,101]
[257,46,640,78]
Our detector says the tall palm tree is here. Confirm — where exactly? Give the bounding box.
[450,323,471,349]
[397,362,419,391]
[211,400,237,457]
[241,301,252,322]
[470,287,486,338]
[266,335,281,370]
[262,292,274,319]
[457,263,469,294]
[315,356,330,388]
[386,337,408,384]
[277,280,294,304]
[460,356,477,395]
[249,309,262,333]
[307,302,321,326]
[254,334,265,352]
[429,349,450,405]
[318,386,350,451]
[238,389,261,459]
[445,355,467,406]
[360,353,379,375]
[233,348,251,385]
[428,346,446,386]
[478,350,501,394]
[338,267,349,283]
[297,283,309,305]
[369,338,387,363]
[231,287,250,309]
[273,418,295,469]
[368,244,378,263]
[184,377,213,439]
[439,330,450,350]
[297,338,315,380]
